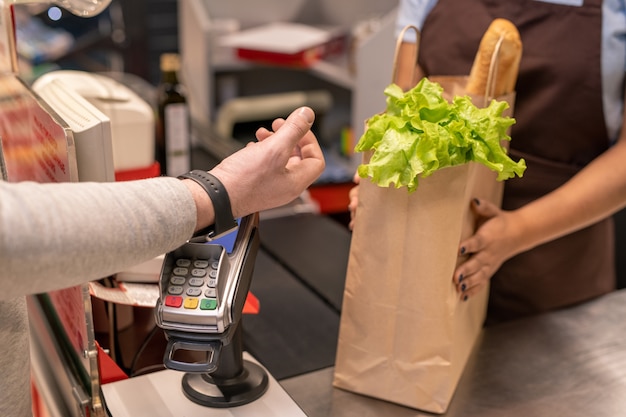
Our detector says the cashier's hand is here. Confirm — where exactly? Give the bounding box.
[209,106,325,219]
[348,172,360,230]
[453,198,520,301]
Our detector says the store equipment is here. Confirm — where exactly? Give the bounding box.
[154,213,268,407]
[32,70,156,181]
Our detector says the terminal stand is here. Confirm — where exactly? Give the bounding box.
[176,324,269,408]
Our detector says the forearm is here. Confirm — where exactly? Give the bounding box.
[0,105,323,300]
[510,138,626,255]
[0,178,197,299]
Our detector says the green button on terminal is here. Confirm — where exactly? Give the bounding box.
[200,298,217,310]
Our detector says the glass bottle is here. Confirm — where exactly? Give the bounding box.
[155,53,191,177]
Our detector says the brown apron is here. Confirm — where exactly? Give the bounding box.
[417,0,615,324]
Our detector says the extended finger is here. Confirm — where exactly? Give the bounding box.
[256,126,273,141]
[255,118,286,141]
[271,118,286,132]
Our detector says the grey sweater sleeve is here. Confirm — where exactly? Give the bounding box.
[0,177,197,300]
[0,297,32,417]
[0,177,197,415]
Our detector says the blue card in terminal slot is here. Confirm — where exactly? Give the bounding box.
[206,218,241,254]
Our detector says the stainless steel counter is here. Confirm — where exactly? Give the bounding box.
[280,289,626,417]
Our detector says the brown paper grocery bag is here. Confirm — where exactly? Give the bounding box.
[333,26,516,413]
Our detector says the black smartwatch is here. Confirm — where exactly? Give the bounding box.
[178,170,237,240]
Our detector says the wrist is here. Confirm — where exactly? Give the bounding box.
[507,209,539,256]
[182,178,214,230]
[179,170,237,240]
[208,166,249,219]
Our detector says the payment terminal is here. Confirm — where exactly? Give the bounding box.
[154,213,268,407]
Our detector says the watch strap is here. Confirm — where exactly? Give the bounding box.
[178,170,237,240]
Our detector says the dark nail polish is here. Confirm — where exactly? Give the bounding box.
[461,283,467,291]
[473,198,480,206]
[463,295,468,302]
[460,246,466,255]
[459,274,464,283]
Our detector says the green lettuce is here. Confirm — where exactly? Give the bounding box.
[356,78,526,192]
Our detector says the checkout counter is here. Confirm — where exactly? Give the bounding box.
[281,290,626,417]
[140,146,626,417]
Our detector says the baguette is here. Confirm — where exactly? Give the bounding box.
[466,18,522,97]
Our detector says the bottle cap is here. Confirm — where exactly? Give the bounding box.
[160,53,181,72]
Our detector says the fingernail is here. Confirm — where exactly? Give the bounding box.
[459,273,464,283]
[460,246,466,255]
[463,295,469,302]
[461,283,467,292]
[473,198,480,206]
[297,107,314,125]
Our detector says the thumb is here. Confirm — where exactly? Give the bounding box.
[271,107,315,152]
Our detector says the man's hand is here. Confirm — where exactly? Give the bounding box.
[210,106,325,218]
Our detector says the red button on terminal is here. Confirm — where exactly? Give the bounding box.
[165,295,183,308]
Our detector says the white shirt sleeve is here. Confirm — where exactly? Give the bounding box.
[602,0,626,143]
[395,0,439,41]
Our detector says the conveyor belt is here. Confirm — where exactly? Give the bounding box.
[243,249,341,380]
[258,214,351,312]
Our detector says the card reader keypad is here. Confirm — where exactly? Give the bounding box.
[164,257,219,310]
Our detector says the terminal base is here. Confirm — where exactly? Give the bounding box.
[181,360,269,408]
